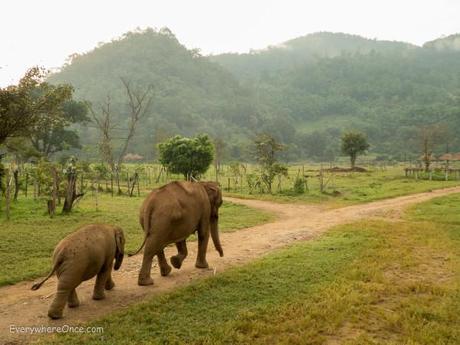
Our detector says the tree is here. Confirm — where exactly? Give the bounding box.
[253,133,287,193]
[0,67,73,146]
[158,134,214,180]
[213,137,226,173]
[62,157,84,213]
[116,78,153,166]
[29,99,89,158]
[89,97,116,170]
[90,79,153,169]
[341,131,369,168]
[417,124,448,172]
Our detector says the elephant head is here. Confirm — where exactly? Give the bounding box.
[201,182,224,257]
[114,227,125,270]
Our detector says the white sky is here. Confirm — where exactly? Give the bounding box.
[1,0,460,87]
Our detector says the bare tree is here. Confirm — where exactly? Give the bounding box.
[417,124,448,172]
[89,96,116,170]
[89,79,153,169]
[117,78,153,166]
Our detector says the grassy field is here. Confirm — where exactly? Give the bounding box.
[42,194,460,344]
[226,166,460,206]
[0,194,274,286]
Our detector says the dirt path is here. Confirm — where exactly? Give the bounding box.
[2,186,460,344]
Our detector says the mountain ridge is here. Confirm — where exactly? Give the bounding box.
[48,28,460,161]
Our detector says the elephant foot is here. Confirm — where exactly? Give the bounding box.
[68,300,80,308]
[92,291,106,300]
[170,256,183,269]
[68,290,80,308]
[160,264,172,277]
[195,260,209,269]
[67,297,80,308]
[105,279,115,290]
[138,276,154,286]
[48,310,63,319]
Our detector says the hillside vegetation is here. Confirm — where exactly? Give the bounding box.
[50,29,460,161]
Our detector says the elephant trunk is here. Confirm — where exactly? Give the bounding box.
[210,219,224,257]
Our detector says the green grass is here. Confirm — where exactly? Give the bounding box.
[0,194,274,286]
[226,166,460,207]
[43,194,460,344]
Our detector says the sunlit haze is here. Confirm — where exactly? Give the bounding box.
[1,0,460,86]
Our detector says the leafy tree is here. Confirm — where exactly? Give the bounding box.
[253,133,288,193]
[0,67,73,145]
[29,99,88,158]
[341,131,370,168]
[158,134,214,179]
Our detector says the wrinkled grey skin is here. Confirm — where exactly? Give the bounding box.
[31,224,125,319]
[130,181,223,286]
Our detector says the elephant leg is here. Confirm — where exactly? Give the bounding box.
[196,222,210,269]
[48,280,75,319]
[157,250,172,276]
[93,267,110,300]
[171,240,188,269]
[67,288,80,308]
[138,237,161,286]
[105,273,115,290]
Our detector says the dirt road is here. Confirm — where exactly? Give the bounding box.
[2,186,460,344]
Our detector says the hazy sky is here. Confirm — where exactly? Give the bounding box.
[1,0,460,86]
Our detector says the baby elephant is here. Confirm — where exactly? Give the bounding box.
[31,224,125,319]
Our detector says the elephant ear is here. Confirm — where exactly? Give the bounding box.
[201,182,222,219]
[114,227,125,270]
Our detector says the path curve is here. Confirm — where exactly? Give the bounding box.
[2,186,460,344]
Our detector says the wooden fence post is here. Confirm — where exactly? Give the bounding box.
[24,172,28,197]
[111,173,114,197]
[5,170,12,221]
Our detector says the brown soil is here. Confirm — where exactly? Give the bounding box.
[2,186,460,344]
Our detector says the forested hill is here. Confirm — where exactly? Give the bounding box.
[211,32,460,160]
[211,32,418,80]
[48,28,261,160]
[50,29,460,162]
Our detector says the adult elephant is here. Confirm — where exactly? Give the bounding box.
[130,181,224,286]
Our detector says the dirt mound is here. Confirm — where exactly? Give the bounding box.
[325,166,368,173]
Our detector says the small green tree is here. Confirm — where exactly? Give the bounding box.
[158,134,214,180]
[341,131,369,168]
[253,133,287,193]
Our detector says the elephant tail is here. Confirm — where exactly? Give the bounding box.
[128,202,153,257]
[31,258,62,290]
[128,236,147,257]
